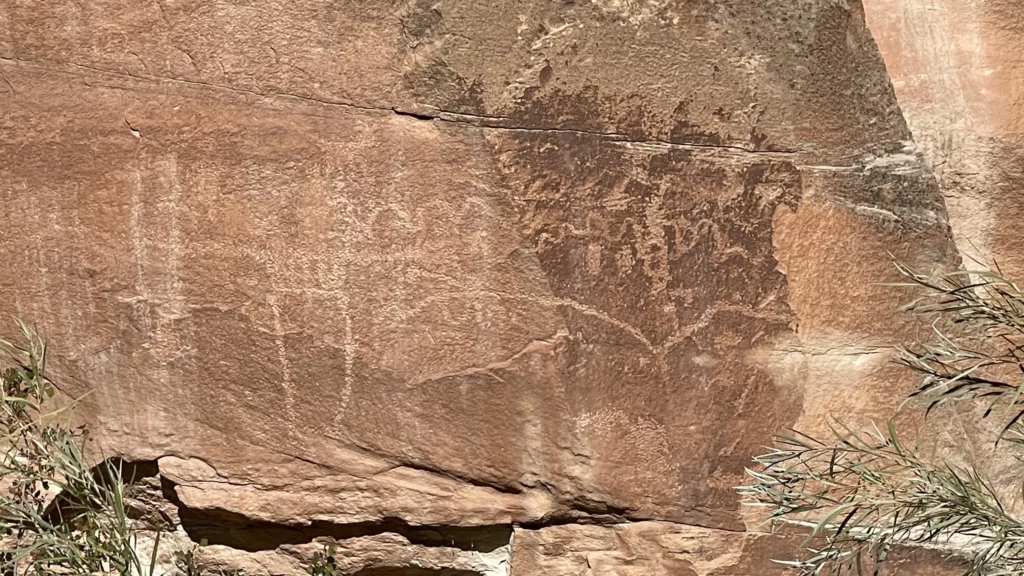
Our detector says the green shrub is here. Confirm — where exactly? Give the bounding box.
[0,320,353,575]
[305,543,339,576]
[0,322,258,575]
[0,320,158,575]
[740,263,1024,575]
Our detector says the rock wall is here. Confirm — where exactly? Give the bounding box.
[863,0,1024,276]
[0,0,1004,573]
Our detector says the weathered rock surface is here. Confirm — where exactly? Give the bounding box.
[864,0,1024,277]
[861,0,1024,498]
[511,522,960,576]
[0,0,998,573]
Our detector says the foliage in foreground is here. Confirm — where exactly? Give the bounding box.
[0,320,158,575]
[305,543,339,576]
[740,263,1024,575]
[0,320,339,575]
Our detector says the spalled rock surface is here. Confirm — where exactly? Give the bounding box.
[0,0,992,573]
[863,0,1024,277]
[862,0,1024,498]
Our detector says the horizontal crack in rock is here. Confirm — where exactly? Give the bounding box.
[160,475,514,553]
[378,460,524,495]
[3,55,798,158]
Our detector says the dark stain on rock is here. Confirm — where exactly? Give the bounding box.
[668,159,800,334]
[493,130,800,347]
[402,60,485,115]
[749,125,770,150]
[538,62,554,86]
[668,100,727,147]
[402,0,444,40]
[510,83,774,150]
[797,2,911,153]
[815,164,948,223]
[669,119,726,148]
[400,0,486,115]
[486,122,804,519]
[513,85,654,140]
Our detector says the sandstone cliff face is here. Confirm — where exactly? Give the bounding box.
[863,0,1024,277]
[0,0,999,573]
